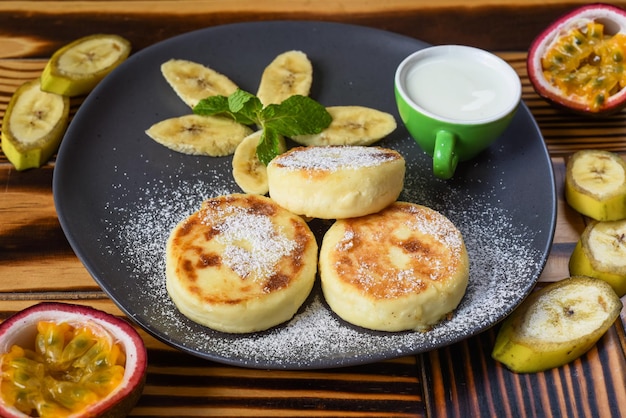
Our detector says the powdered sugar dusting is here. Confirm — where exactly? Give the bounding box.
[406,204,464,253]
[98,145,547,369]
[272,145,400,171]
[204,204,297,281]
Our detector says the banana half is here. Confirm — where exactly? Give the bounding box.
[161,59,239,108]
[40,34,131,97]
[565,149,626,221]
[569,219,626,297]
[1,79,70,170]
[492,276,622,373]
[145,114,253,157]
[232,130,286,195]
[292,106,397,146]
[256,50,313,106]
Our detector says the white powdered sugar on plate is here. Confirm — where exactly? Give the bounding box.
[100,151,545,369]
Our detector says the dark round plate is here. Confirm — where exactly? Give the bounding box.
[53,21,556,369]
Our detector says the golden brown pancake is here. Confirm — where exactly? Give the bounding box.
[166,193,318,333]
[266,145,405,219]
[319,202,469,331]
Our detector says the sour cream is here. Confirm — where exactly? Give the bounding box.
[405,55,515,122]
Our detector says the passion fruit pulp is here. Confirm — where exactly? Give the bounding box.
[0,303,147,418]
[527,3,626,115]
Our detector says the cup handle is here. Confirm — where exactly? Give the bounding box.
[433,130,459,179]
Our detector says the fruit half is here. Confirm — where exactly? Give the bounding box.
[569,219,626,297]
[0,302,147,418]
[40,34,131,97]
[492,276,622,373]
[1,79,70,171]
[564,149,626,221]
[527,3,626,115]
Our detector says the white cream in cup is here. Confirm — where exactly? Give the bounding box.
[394,45,521,179]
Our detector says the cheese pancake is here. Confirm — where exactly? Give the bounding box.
[266,145,405,219]
[319,202,469,332]
[166,193,318,333]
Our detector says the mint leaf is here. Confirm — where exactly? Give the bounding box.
[193,95,229,114]
[192,89,332,165]
[227,89,263,125]
[256,127,282,166]
[193,92,259,125]
[261,95,332,137]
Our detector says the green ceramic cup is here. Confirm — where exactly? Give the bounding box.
[394,45,521,179]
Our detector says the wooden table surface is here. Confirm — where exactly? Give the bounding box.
[1,1,625,417]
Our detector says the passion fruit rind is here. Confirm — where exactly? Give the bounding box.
[528,3,626,115]
[0,302,147,418]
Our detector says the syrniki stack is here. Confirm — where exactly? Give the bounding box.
[165,193,318,333]
[267,145,405,219]
[319,202,469,332]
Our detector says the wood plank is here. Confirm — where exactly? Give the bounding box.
[0,165,98,290]
[422,324,626,417]
[0,0,622,58]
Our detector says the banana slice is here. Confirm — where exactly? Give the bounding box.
[1,79,70,170]
[492,276,622,373]
[40,34,131,97]
[161,59,239,108]
[569,219,626,297]
[256,50,313,106]
[292,106,397,146]
[232,130,286,195]
[146,114,253,156]
[565,149,626,221]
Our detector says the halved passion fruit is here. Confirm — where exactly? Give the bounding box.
[528,3,626,115]
[0,302,147,418]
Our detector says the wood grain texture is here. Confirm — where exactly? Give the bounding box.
[0,0,625,58]
[1,2,626,416]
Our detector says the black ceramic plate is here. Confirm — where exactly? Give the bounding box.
[54,21,556,369]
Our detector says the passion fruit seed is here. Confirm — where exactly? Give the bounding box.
[1,320,125,417]
[542,21,626,112]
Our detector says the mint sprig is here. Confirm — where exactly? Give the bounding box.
[193,89,332,165]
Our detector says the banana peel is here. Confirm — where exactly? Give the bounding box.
[565,150,626,221]
[40,34,131,97]
[569,219,626,297]
[492,276,622,373]
[1,79,70,170]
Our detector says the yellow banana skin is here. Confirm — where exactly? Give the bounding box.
[492,276,622,373]
[569,220,626,297]
[492,316,588,374]
[565,179,626,221]
[1,79,70,170]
